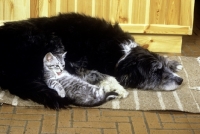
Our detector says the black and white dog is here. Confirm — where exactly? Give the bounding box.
[0,13,183,109]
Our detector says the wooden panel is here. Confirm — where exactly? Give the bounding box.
[76,0,93,16]
[165,0,180,25]
[180,0,194,27]
[30,0,39,18]
[94,0,110,20]
[0,0,4,20]
[38,0,48,17]
[115,0,129,23]
[60,0,68,13]
[48,0,57,16]
[0,0,195,36]
[131,0,148,24]
[120,24,191,35]
[109,0,129,23]
[14,0,30,20]
[60,0,76,13]
[149,0,167,24]
[133,34,182,53]
[0,0,30,20]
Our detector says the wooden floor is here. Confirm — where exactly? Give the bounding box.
[1,2,200,134]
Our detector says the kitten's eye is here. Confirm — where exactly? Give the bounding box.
[48,65,54,68]
[56,65,59,68]
[62,65,65,67]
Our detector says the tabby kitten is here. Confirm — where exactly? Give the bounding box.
[43,52,118,106]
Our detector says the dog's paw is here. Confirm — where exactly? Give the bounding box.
[176,65,183,71]
[114,88,129,99]
[99,76,129,98]
[168,60,183,72]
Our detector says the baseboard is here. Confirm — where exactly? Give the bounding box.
[132,34,182,53]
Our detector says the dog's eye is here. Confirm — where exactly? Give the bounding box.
[157,68,162,71]
[163,75,169,79]
[153,67,162,72]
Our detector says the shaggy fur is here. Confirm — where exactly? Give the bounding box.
[0,13,183,109]
[116,46,183,90]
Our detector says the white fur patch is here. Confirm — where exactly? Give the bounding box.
[117,52,131,65]
[106,95,117,101]
[163,82,179,91]
[98,88,104,97]
[56,89,66,98]
[122,40,138,54]
[99,76,129,98]
[176,65,183,71]
[173,73,180,77]
[117,41,138,65]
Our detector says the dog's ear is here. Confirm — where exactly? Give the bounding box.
[153,61,162,70]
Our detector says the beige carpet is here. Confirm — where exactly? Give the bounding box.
[1,56,200,113]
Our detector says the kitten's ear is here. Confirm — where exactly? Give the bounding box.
[45,52,54,62]
[62,52,67,58]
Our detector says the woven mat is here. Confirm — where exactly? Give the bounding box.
[1,56,200,113]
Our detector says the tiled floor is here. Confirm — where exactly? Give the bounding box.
[1,2,200,134]
[0,106,200,134]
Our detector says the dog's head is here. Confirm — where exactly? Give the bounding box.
[116,46,183,91]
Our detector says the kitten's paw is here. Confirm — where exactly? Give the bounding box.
[54,84,66,98]
[57,89,66,98]
[56,87,66,98]
[99,76,129,98]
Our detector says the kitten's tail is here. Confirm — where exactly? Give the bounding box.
[73,91,119,107]
[106,92,119,101]
[91,91,119,106]
[7,79,74,110]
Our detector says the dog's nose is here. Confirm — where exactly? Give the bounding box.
[175,77,183,85]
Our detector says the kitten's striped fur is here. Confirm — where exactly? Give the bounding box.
[43,52,118,106]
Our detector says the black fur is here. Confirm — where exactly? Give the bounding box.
[0,13,182,109]
[115,46,183,90]
[0,13,131,109]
